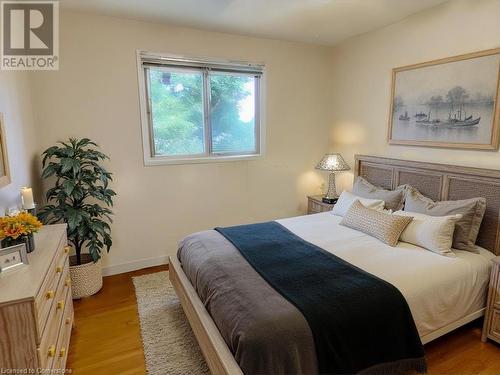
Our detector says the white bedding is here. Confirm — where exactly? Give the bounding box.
[277,212,494,338]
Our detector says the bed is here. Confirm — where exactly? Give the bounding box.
[169,155,500,375]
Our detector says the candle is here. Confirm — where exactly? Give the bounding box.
[21,187,35,210]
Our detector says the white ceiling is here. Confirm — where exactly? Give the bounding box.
[60,0,449,45]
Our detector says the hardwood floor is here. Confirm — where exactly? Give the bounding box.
[67,265,500,375]
[67,265,167,375]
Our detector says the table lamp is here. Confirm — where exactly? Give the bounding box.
[315,153,350,204]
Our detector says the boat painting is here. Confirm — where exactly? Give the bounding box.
[388,49,500,149]
[414,107,481,128]
[399,111,410,121]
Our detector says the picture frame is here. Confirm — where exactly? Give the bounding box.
[388,48,500,150]
[0,113,11,187]
[0,243,29,272]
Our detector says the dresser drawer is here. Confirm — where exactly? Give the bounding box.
[34,236,69,340]
[307,196,335,215]
[35,255,60,342]
[488,309,500,342]
[494,265,500,308]
[37,262,70,370]
[52,291,74,371]
[483,261,500,344]
[308,200,323,214]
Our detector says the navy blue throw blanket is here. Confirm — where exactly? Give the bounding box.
[215,221,426,375]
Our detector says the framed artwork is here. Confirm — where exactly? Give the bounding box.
[388,48,500,149]
[0,113,10,187]
[0,243,28,272]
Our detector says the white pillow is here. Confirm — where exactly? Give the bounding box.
[395,210,462,257]
[331,191,385,217]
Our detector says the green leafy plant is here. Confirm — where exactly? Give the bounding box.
[39,138,115,265]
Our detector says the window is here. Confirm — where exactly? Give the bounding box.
[138,52,264,165]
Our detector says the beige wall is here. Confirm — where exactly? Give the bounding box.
[26,0,500,274]
[329,0,500,192]
[0,71,38,214]
[29,11,332,274]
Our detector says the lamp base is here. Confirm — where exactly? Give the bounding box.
[323,172,338,204]
[322,197,338,204]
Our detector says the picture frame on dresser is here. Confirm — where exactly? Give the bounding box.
[0,243,28,272]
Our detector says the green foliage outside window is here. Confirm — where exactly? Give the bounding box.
[148,68,256,156]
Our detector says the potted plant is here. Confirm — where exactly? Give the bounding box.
[39,138,115,299]
[0,212,42,252]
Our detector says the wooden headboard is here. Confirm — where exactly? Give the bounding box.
[355,155,500,256]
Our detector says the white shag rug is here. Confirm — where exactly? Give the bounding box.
[132,271,210,375]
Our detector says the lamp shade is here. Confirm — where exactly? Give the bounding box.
[315,153,350,172]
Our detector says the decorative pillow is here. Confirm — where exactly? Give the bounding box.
[395,210,462,257]
[404,187,486,253]
[352,176,406,211]
[331,191,385,217]
[340,200,413,246]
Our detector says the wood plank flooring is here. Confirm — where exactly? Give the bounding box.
[67,265,167,374]
[67,265,500,374]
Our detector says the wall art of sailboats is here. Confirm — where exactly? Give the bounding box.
[415,109,440,125]
[415,89,481,128]
[389,49,500,149]
[399,111,410,120]
[416,107,480,128]
[445,106,480,127]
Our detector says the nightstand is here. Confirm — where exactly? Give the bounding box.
[307,195,336,214]
[482,257,500,344]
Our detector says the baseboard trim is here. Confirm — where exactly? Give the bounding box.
[102,255,170,276]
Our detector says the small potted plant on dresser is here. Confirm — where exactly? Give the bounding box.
[39,138,115,299]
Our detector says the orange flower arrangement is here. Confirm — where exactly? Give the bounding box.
[0,212,43,240]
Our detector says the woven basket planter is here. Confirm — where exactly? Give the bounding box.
[69,254,103,299]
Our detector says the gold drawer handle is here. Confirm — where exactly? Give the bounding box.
[57,300,65,310]
[56,266,63,273]
[65,317,71,325]
[48,345,56,357]
[59,347,66,358]
[65,277,71,287]
[64,246,70,254]
[46,290,55,299]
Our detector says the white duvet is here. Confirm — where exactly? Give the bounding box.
[277,212,494,341]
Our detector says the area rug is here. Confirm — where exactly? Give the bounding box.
[132,271,210,375]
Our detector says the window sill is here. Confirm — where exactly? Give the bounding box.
[144,153,264,166]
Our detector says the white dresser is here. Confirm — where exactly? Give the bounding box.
[0,224,74,371]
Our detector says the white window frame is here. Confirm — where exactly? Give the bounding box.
[136,50,266,166]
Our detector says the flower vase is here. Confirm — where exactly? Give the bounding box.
[1,235,31,252]
[26,234,35,253]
